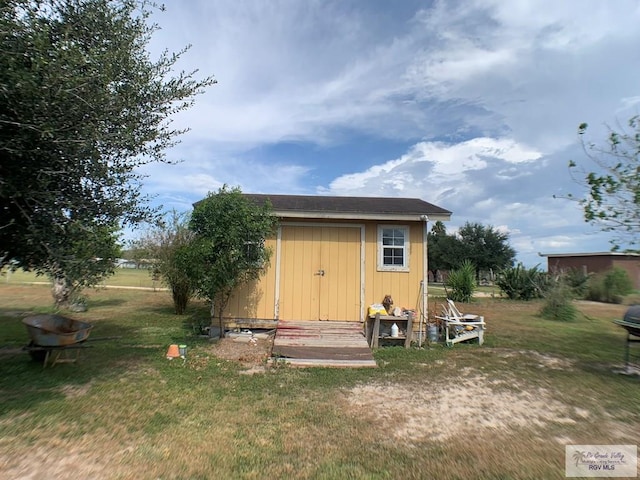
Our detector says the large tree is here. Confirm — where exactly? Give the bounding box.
[187,187,277,338]
[566,118,640,251]
[0,0,215,300]
[457,222,516,279]
[428,221,516,281]
[427,220,461,280]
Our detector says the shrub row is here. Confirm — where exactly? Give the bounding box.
[444,261,634,322]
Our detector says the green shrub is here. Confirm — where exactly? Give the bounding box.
[540,280,578,321]
[446,260,476,303]
[496,263,548,300]
[563,268,591,298]
[586,267,634,304]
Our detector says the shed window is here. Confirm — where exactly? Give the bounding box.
[244,239,266,268]
[378,226,409,271]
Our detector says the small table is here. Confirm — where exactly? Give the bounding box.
[366,312,414,348]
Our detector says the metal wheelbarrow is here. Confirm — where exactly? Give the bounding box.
[22,314,93,367]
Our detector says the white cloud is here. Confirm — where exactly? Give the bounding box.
[325,137,541,198]
[323,135,616,266]
[145,0,640,155]
[139,151,312,212]
[132,1,640,265]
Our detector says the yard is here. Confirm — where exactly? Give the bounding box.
[0,278,638,479]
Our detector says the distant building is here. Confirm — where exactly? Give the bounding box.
[540,252,640,289]
[115,258,137,268]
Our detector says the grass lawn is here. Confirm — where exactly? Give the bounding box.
[427,282,503,298]
[2,269,501,297]
[0,283,638,479]
[1,267,161,289]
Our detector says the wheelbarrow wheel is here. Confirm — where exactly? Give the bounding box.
[27,342,47,363]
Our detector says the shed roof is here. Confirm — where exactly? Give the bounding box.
[540,252,640,258]
[243,194,452,222]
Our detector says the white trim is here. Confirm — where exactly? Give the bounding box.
[280,221,365,228]
[360,225,366,322]
[274,211,451,222]
[274,225,282,320]
[421,216,429,346]
[377,225,410,272]
[540,252,640,258]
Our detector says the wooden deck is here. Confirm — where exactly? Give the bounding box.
[271,321,377,368]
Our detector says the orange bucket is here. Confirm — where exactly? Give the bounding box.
[166,344,180,359]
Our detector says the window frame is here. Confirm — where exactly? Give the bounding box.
[243,238,267,268]
[377,225,410,272]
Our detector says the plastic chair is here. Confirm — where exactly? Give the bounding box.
[436,299,486,347]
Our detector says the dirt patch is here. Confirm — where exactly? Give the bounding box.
[207,335,274,370]
[59,382,93,399]
[494,349,575,370]
[210,337,584,444]
[346,373,578,443]
[0,441,131,480]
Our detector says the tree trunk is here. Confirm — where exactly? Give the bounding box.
[217,300,226,338]
[51,276,71,308]
[171,284,190,315]
[214,291,232,339]
[218,314,225,339]
[209,301,220,337]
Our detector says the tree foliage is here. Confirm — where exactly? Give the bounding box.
[562,268,591,299]
[0,0,215,295]
[566,118,640,251]
[187,187,277,337]
[457,222,516,277]
[427,221,462,277]
[428,221,516,280]
[132,210,195,315]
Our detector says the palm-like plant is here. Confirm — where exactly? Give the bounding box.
[446,259,477,303]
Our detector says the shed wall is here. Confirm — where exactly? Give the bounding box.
[222,218,426,323]
[224,236,278,320]
[547,255,640,289]
[363,220,425,315]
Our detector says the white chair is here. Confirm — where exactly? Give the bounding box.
[436,299,486,347]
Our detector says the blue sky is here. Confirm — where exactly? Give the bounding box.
[135,0,640,267]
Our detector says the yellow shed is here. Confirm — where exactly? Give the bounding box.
[221,194,451,327]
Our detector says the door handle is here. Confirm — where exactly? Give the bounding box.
[315,269,325,276]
